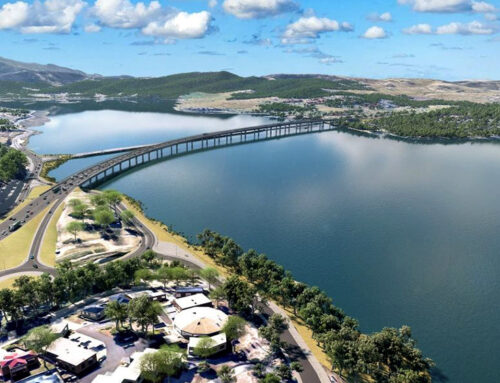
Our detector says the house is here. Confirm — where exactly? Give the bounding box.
[173,293,212,312]
[16,369,64,383]
[187,333,227,358]
[174,287,204,298]
[108,294,130,305]
[0,350,38,380]
[81,306,106,321]
[91,349,158,383]
[173,307,228,338]
[46,338,98,375]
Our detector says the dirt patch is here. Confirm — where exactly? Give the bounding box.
[56,190,140,264]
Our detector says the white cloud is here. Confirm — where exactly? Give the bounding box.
[0,0,85,33]
[368,11,393,22]
[403,23,433,34]
[0,2,29,29]
[436,20,494,34]
[398,0,496,13]
[222,0,298,19]
[404,20,495,34]
[208,0,218,7]
[319,57,342,65]
[92,0,163,29]
[471,1,496,12]
[84,23,101,32]
[142,11,212,41]
[281,16,353,44]
[362,25,387,39]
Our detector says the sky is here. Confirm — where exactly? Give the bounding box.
[0,0,499,80]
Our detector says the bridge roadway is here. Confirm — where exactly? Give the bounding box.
[0,119,334,248]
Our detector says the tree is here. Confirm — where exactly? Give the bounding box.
[129,296,162,333]
[23,326,59,369]
[90,194,107,207]
[209,286,226,308]
[103,189,123,216]
[105,300,128,331]
[140,349,183,383]
[276,364,292,380]
[222,315,246,351]
[120,209,135,227]
[199,267,219,290]
[261,373,281,383]
[93,208,115,231]
[217,365,236,383]
[66,221,85,242]
[259,314,289,354]
[169,266,188,286]
[222,276,256,314]
[220,239,243,269]
[192,336,216,359]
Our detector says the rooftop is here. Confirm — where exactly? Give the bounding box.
[91,349,157,383]
[174,307,228,336]
[174,293,211,311]
[47,338,96,366]
[188,333,227,349]
[16,370,64,383]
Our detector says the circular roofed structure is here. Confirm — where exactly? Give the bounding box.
[174,307,228,338]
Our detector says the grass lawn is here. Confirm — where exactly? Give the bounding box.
[39,202,65,266]
[0,185,51,224]
[0,204,52,270]
[0,276,19,289]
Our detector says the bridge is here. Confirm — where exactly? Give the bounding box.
[0,119,337,243]
[71,144,153,159]
[73,119,335,189]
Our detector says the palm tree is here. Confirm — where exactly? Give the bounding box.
[217,365,236,383]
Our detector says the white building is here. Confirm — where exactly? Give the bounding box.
[91,349,157,383]
[187,333,227,358]
[46,338,97,375]
[173,307,228,338]
[173,293,212,311]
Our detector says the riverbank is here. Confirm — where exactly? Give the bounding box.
[121,195,332,373]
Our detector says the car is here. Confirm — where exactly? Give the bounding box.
[32,264,38,269]
[29,255,34,260]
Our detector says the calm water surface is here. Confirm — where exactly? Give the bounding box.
[41,110,500,383]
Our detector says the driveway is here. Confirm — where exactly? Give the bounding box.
[77,322,147,383]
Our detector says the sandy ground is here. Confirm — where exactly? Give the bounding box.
[56,190,140,263]
[175,92,274,114]
[358,78,500,103]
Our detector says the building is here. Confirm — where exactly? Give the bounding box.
[91,349,158,383]
[125,290,166,302]
[0,350,38,380]
[173,307,228,338]
[108,294,130,305]
[81,306,106,321]
[46,338,97,375]
[187,333,227,358]
[16,369,64,383]
[174,287,204,298]
[173,293,212,312]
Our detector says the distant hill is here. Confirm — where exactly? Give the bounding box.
[0,56,92,85]
[0,57,498,103]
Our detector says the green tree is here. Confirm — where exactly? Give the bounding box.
[192,336,216,359]
[105,300,128,331]
[103,189,123,216]
[222,315,246,351]
[90,194,107,207]
[209,286,226,308]
[217,365,236,383]
[66,221,85,242]
[120,209,135,227]
[199,267,219,290]
[93,208,115,231]
[23,326,59,369]
[261,373,281,383]
[140,349,183,383]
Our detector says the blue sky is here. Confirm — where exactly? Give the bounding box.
[0,0,499,80]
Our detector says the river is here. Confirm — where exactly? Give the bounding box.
[29,107,500,383]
